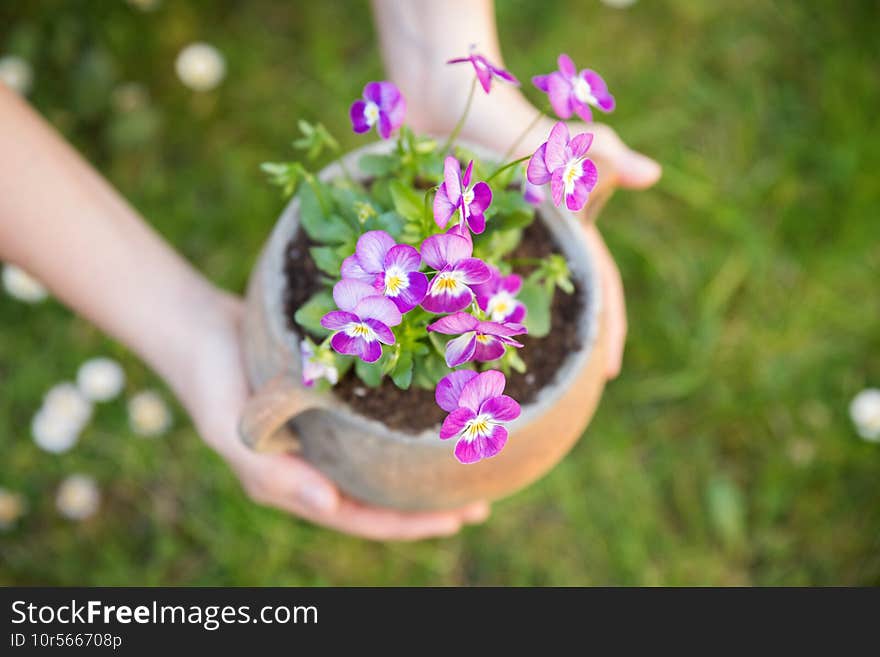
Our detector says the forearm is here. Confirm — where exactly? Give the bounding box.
[371,0,536,145]
[0,86,223,403]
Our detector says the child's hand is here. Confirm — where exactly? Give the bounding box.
[177,292,490,541]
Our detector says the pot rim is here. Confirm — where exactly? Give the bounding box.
[260,139,603,442]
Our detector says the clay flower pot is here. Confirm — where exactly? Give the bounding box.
[239,141,609,511]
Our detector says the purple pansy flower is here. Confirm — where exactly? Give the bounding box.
[532,54,615,123]
[320,279,402,363]
[420,233,490,314]
[447,49,519,94]
[349,81,406,140]
[433,156,493,235]
[427,312,526,367]
[340,230,428,313]
[472,266,527,323]
[527,122,598,212]
[300,339,339,388]
[436,370,521,464]
[523,179,545,207]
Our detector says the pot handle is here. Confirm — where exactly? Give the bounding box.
[239,373,326,454]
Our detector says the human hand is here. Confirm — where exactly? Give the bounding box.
[175,291,490,541]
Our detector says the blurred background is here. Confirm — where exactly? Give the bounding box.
[1,0,878,585]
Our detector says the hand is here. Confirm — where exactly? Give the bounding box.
[176,291,490,541]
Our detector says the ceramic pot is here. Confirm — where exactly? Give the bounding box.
[239,140,608,511]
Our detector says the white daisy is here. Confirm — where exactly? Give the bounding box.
[0,488,26,530]
[32,383,93,453]
[77,357,126,402]
[600,0,638,7]
[2,264,48,303]
[128,390,172,437]
[850,388,880,442]
[0,55,33,95]
[175,43,225,92]
[44,383,93,426]
[56,474,100,521]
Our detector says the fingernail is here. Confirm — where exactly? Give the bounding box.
[463,502,491,524]
[297,484,337,513]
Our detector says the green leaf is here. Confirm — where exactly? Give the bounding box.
[293,290,335,337]
[390,351,414,389]
[487,189,535,231]
[412,351,452,389]
[298,184,355,245]
[359,153,399,177]
[519,280,552,338]
[473,228,522,263]
[355,356,385,388]
[368,211,405,238]
[309,246,344,277]
[389,180,424,223]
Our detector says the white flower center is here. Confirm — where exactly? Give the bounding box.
[462,413,496,441]
[384,266,409,297]
[572,76,597,106]
[432,270,466,294]
[344,321,378,341]
[562,159,584,194]
[363,101,380,127]
[462,187,475,207]
[487,291,516,321]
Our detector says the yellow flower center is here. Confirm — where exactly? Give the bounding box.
[345,322,376,340]
[433,271,464,293]
[462,414,494,440]
[384,267,408,296]
[462,187,475,206]
[475,334,493,344]
[562,159,583,194]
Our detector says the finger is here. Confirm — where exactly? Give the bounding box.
[460,500,491,524]
[586,123,662,191]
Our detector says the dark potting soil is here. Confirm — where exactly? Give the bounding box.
[283,218,585,433]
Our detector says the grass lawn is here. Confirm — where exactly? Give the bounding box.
[1,0,878,585]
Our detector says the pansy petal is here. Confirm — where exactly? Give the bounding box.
[550,168,566,207]
[442,156,462,205]
[363,81,400,108]
[427,312,479,335]
[454,425,508,464]
[532,74,551,92]
[388,271,428,312]
[500,273,523,295]
[444,333,478,368]
[330,332,360,357]
[466,212,486,235]
[569,132,594,159]
[474,63,493,93]
[432,184,457,229]
[362,318,396,345]
[356,230,395,273]
[566,178,590,212]
[353,295,402,327]
[420,233,472,270]
[523,179,545,206]
[583,70,614,111]
[573,102,594,124]
[481,395,521,422]
[440,407,475,440]
[421,284,473,314]
[473,335,505,362]
[340,255,375,284]
[470,181,492,214]
[435,370,479,412]
[377,112,393,139]
[527,143,552,185]
[557,53,577,78]
[333,279,376,312]
[462,160,474,188]
[547,73,574,120]
[349,100,370,133]
[454,257,491,284]
[493,66,519,84]
[507,303,527,323]
[459,370,506,412]
[384,243,421,272]
[320,310,359,330]
[544,121,571,171]
[358,338,383,363]
[385,94,407,130]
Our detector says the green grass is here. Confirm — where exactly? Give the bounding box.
[1,0,878,585]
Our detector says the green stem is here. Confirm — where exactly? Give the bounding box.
[440,78,477,154]
[485,155,530,184]
[497,109,544,166]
